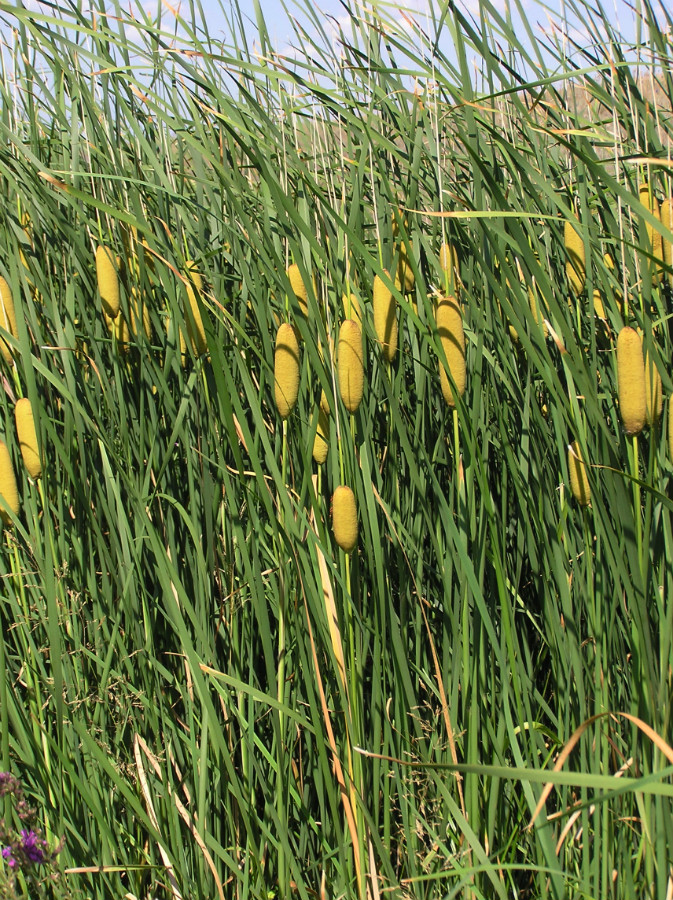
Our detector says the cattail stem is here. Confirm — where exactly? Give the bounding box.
[276,417,289,899]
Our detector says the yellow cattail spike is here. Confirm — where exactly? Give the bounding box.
[319,389,331,417]
[436,296,466,407]
[568,441,591,507]
[313,408,329,465]
[373,272,398,362]
[184,261,207,356]
[617,326,646,435]
[15,398,41,479]
[660,198,672,283]
[439,242,459,295]
[396,242,415,293]
[564,221,585,295]
[645,350,663,427]
[96,245,121,319]
[639,183,664,282]
[274,323,300,419]
[0,440,19,524]
[592,289,606,320]
[128,287,152,340]
[332,485,357,553]
[528,282,548,338]
[287,263,310,318]
[0,276,18,366]
[338,319,364,414]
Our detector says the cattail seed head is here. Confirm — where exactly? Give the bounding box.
[639,183,664,282]
[396,242,415,293]
[0,276,18,366]
[184,261,207,356]
[528,283,548,338]
[313,408,329,465]
[15,398,41,479]
[287,263,309,318]
[128,287,152,341]
[568,441,591,507]
[0,440,19,524]
[617,326,646,435]
[436,296,466,407]
[332,485,357,553]
[96,245,121,319]
[373,271,398,362]
[439,242,459,292]
[661,198,672,279]
[564,221,585,295]
[319,389,331,417]
[274,323,300,419]
[338,319,364,414]
[645,350,663,427]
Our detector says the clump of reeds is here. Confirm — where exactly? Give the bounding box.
[639,182,664,282]
[184,261,207,356]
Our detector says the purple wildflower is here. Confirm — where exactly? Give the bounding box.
[20,830,45,864]
[1,845,16,868]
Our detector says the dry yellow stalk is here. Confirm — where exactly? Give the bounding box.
[436,296,466,407]
[338,320,364,414]
[617,326,646,435]
[0,276,18,366]
[0,440,19,524]
[15,398,41,479]
[332,485,357,553]
[568,441,591,507]
[564,221,585,296]
[373,271,398,362]
[274,323,300,419]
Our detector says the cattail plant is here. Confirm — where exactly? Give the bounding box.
[287,263,310,318]
[439,242,459,295]
[436,296,466,407]
[396,242,415,293]
[564,220,585,295]
[639,182,664,282]
[617,326,646,435]
[332,485,357,553]
[645,350,663,427]
[0,276,18,366]
[0,439,19,524]
[338,320,364,414]
[128,287,152,341]
[312,408,329,465]
[661,197,672,282]
[15,399,41,479]
[373,272,398,362]
[96,245,121,319]
[184,261,207,356]
[274,323,300,419]
[567,441,591,506]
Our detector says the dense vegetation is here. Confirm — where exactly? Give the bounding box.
[1,0,673,897]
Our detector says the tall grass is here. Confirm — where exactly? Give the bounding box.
[1,0,673,897]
